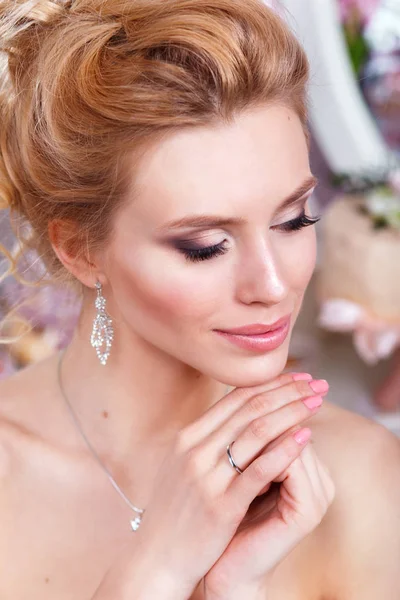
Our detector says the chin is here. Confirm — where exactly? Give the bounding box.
[213,346,290,389]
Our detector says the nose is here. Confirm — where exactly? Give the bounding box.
[235,238,289,306]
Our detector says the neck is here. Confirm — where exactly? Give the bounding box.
[58,296,230,504]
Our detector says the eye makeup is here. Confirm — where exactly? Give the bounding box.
[175,208,321,263]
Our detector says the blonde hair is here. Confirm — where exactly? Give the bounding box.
[0,0,310,339]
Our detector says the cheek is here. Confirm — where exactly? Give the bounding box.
[277,228,316,294]
[107,249,223,332]
[293,231,316,288]
[293,233,317,328]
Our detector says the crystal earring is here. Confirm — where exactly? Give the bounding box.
[90,281,114,366]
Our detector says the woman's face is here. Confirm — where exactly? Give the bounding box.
[102,104,317,387]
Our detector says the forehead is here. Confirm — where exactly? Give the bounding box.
[126,104,310,223]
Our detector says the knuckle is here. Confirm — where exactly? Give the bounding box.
[292,400,308,419]
[184,447,206,478]
[293,380,308,397]
[249,416,268,439]
[248,393,269,416]
[175,430,191,454]
[280,436,302,461]
[252,456,268,481]
[276,372,295,387]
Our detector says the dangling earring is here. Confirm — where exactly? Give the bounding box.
[90,281,114,366]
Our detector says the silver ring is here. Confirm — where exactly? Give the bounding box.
[226,442,243,474]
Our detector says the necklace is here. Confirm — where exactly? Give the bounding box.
[57,348,232,533]
[56,348,145,531]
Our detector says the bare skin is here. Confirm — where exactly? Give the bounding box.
[374,348,400,411]
[0,104,400,598]
[0,353,399,600]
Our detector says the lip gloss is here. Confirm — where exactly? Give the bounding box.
[214,318,290,352]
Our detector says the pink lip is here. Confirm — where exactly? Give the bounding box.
[215,315,291,336]
[214,316,291,352]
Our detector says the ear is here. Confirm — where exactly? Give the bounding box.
[48,219,107,289]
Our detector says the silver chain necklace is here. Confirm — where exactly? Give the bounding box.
[57,348,231,533]
[56,348,145,532]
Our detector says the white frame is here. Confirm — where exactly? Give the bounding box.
[279,0,395,174]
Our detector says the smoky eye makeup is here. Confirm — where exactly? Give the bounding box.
[166,192,321,263]
[172,211,320,263]
[276,208,320,232]
[174,240,229,262]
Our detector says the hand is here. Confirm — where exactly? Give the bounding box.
[203,436,335,599]
[95,372,330,598]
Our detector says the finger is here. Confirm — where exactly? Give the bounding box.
[181,371,314,447]
[292,447,334,525]
[297,442,335,510]
[237,425,308,498]
[277,454,315,521]
[208,374,326,455]
[298,445,331,516]
[226,427,312,514]
[254,423,307,496]
[217,378,328,448]
[297,443,321,493]
[214,393,324,483]
[279,444,333,516]
[246,455,317,557]
[263,427,313,483]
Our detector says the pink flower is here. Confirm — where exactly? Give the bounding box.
[339,0,381,26]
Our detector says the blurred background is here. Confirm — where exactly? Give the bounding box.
[1,0,400,436]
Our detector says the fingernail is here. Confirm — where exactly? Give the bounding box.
[309,379,329,394]
[293,428,312,445]
[292,373,313,381]
[303,395,323,410]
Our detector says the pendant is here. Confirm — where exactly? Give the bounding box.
[130,516,142,531]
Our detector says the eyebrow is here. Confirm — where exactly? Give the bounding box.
[157,174,319,233]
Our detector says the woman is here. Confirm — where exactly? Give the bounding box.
[0,0,399,598]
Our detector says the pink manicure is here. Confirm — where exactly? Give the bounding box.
[293,428,311,445]
[292,373,313,381]
[303,395,323,410]
[309,379,329,394]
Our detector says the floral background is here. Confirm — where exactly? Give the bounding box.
[1,1,400,426]
[339,0,400,156]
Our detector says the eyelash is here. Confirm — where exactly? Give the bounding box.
[180,211,321,263]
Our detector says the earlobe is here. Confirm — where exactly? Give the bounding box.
[47,219,100,288]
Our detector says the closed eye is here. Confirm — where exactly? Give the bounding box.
[178,209,321,262]
[274,210,320,232]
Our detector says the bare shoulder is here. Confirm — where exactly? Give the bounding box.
[310,398,400,479]
[310,399,400,598]
[0,353,64,440]
[0,358,57,527]
[0,353,69,476]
